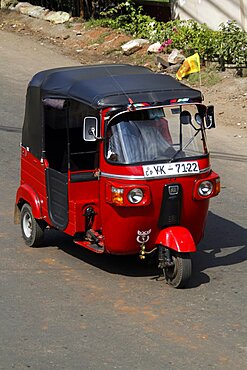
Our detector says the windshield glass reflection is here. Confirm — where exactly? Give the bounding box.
[106,105,207,164]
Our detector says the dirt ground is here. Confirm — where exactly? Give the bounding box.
[0,9,246,136]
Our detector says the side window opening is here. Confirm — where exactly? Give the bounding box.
[69,128,98,171]
[43,99,99,173]
[44,100,68,172]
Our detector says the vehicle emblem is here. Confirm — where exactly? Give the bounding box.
[168,185,179,196]
[136,229,151,244]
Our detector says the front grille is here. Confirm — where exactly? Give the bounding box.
[158,184,182,229]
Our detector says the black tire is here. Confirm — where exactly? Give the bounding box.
[164,251,192,288]
[20,204,44,247]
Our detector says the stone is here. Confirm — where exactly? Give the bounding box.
[147,42,161,53]
[121,39,149,56]
[14,2,32,11]
[14,2,71,24]
[166,63,182,73]
[43,10,70,24]
[168,49,185,64]
[16,3,48,19]
[156,56,170,69]
[1,0,18,9]
[27,6,47,19]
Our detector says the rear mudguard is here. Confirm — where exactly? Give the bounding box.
[155,226,196,253]
[15,184,42,219]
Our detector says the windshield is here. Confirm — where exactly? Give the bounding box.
[106,104,207,164]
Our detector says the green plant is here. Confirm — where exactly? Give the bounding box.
[99,1,158,40]
[88,1,247,69]
[218,21,247,66]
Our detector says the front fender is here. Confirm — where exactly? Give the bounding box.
[16,184,42,219]
[155,226,196,252]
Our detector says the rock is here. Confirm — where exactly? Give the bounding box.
[121,39,149,56]
[168,49,185,64]
[18,4,47,19]
[147,42,161,53]
[43,10,70,24]
[14,2,71,24]
[14,3,45,18]
[156,56,170,69]
[1,0,18,9]
[14,2,32,11]
[27,6,47,19]
[166,63,181,74]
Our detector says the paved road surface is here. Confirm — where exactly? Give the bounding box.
[0,30,246,370]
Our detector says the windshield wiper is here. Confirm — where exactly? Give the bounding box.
[169,130,200,163]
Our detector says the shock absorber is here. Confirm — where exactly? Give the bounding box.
[83,207,96,231]
[158,245,174,269]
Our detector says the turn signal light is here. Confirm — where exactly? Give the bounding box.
[215,177,221,195]
[105,182,151,207]
[111,187,124,206]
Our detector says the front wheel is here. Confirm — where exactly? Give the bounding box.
[163,251,192,288]
[20,204,44,247]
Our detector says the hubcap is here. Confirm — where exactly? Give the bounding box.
[23,213,32,238]
[165,256,177,279]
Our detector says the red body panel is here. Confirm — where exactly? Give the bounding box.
[97,145,212,254]
[17,148,101,235]
[16,183,42,219]
[17,148,48,220]
[17,115,219,256]
[63,179,100,236]
[99,173,210,254]
[155,226,196,252]
[17,145,218,255]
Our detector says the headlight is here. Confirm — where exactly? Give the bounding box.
[198,181,213,196]
[127,188,144,204]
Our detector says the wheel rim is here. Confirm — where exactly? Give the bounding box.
[164,256,177,280]
[22,212,32,238]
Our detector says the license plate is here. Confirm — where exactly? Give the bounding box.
[143,161,200,178]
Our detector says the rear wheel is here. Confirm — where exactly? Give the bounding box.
[20,204,44,247]
[164,251,192,288]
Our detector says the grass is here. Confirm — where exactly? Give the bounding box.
[187,65,222,87]
[94,31,111,45]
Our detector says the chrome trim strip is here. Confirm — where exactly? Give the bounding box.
[101,173,145,180]
[199,166,211,174]
[101,166,211,180]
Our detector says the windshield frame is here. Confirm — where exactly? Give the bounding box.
[104,103,209,166]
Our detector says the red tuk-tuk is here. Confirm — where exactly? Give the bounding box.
[15,64,220,288]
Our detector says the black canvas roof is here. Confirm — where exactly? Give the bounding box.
[29,64,202,108]
[23,64,202,159]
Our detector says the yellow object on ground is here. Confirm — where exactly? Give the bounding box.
[176,53,200,80]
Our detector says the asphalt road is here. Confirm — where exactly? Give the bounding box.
[0,30,246,370]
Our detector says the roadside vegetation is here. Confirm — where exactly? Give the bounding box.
[88,0,247,69]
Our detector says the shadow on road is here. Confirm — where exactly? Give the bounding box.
[210,150,247,163]
[188,211,247,288]
[0,125,22,133]
[41,211,246,288]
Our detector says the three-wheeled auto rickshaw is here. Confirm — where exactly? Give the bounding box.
[15,64,220,288]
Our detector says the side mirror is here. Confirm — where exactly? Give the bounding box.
[83,117,98,141]
[205,105,216,129]
[180,111,192,125]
